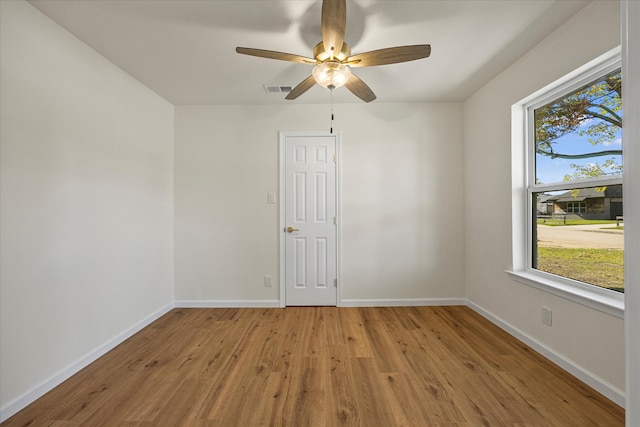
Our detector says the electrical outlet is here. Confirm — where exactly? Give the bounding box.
[264,275,272,287]
[267,192,276,204]
[542,307,553,326]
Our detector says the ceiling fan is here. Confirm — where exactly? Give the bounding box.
[236,0,431,102]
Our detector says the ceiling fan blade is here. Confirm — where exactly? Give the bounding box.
[321,0,346,58]
[348,45,431,67]
[285,75,317,100]
[236,47,316,64]
[345,74,376,103]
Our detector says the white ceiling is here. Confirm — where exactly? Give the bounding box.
[28,0,590,105]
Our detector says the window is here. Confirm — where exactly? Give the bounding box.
[510,48,624,317]
[566,201,586,213]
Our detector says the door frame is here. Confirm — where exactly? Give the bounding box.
[278,131,342,307]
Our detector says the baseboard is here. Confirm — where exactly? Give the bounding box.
[176,299,466,308]
[465,299,625,408]
[339,298,465,307]
[175,300,282,308]
[0,302,175,423]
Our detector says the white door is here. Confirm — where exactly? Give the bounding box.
[281,133,338,306]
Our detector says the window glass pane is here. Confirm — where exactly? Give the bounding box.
[534,69,622,185]
[533,186,624,293]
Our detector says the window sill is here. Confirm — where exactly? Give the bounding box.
[506,270,624,319]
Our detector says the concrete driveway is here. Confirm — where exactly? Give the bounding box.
[536,223,624,250]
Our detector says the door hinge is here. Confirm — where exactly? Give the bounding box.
[333,216,337,225]
[334,278,338,287]
[333,154,337,163]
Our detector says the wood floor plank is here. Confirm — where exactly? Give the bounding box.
[348,357,398,426]
[2,306,624,426]
[283,356,327,427]
[339,308,374,358]
[254,372,292,426]
[360,318,407,373]
[326,351,360,426]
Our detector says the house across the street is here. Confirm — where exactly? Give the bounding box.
[538,184,623,220]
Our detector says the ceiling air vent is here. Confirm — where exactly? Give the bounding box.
[264,85,292,94]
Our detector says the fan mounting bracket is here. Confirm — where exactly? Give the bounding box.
[314,41,351,63]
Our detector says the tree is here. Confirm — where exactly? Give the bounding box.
[563,159,623,181]
[564,159,623,197]
[535,69,622,166]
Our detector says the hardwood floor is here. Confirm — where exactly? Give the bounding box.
[2,306,624,426]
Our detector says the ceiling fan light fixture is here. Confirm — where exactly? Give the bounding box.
[312,61,351,90]
[236,0,430,102]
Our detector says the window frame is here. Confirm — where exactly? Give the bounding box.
[509,47,624,318]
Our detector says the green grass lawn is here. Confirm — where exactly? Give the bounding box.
[536,218,619,227]
[536,247,624,292]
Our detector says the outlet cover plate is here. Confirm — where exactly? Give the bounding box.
[542,307,553,326]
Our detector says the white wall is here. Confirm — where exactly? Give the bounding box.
[0,0,175,417]
[463,0,625,404]
[174,103,465,305]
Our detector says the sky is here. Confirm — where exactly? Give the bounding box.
[535,125,623,184]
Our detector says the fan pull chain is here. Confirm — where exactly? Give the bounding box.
[330,88,334,134]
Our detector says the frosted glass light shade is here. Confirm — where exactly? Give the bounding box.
[312,61,351,90]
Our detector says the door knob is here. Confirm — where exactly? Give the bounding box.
[286,226,300,233]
